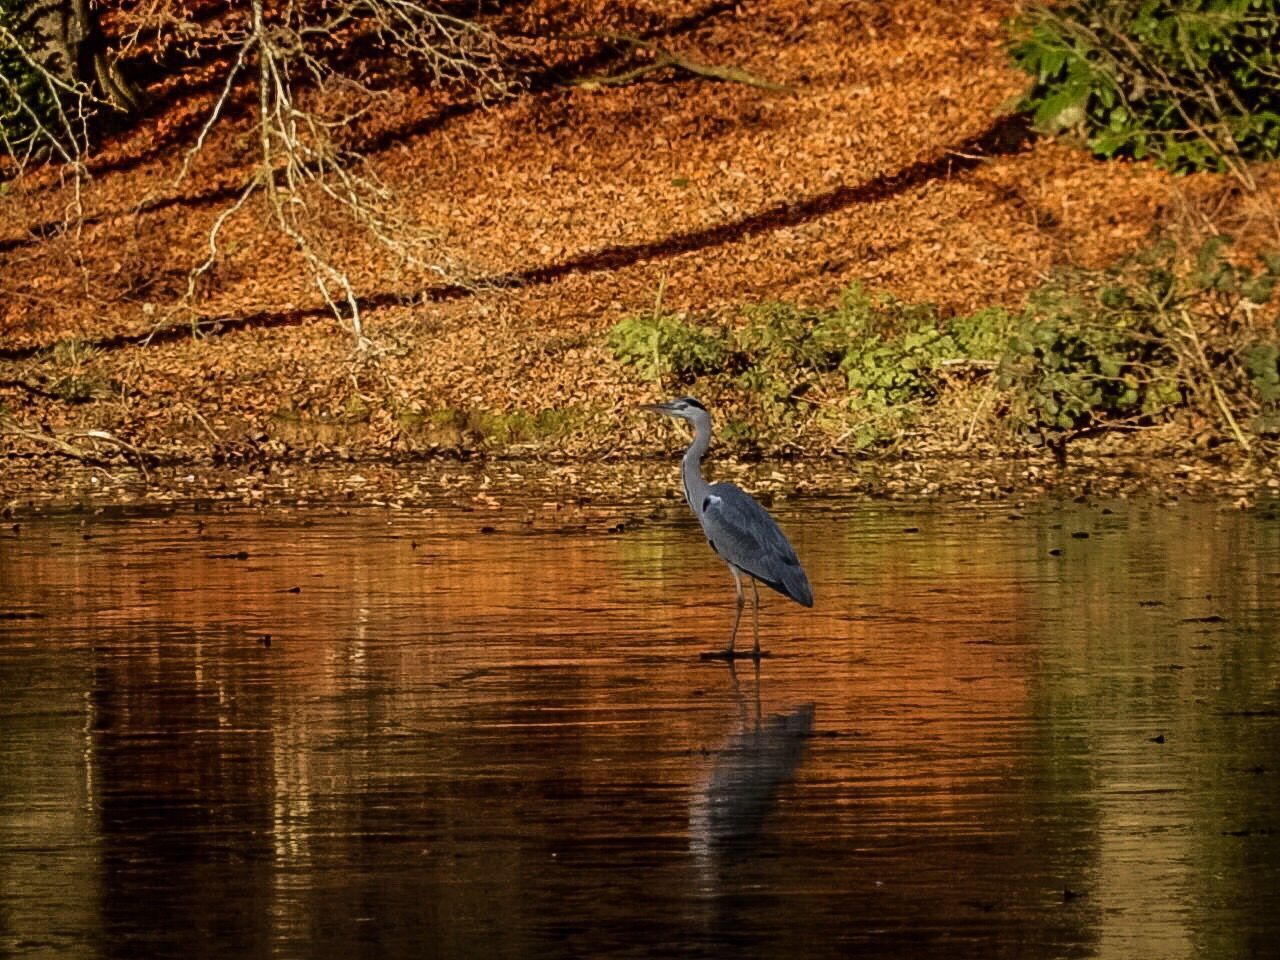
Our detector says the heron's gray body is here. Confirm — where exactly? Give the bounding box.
[691,482,812,608]
[648,397,812,657]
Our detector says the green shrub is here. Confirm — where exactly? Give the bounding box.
[1008,1,1280,172]
[1245,342,1280,404]
[998,239,1280,440]
[735,301,841,375]
[38,337,107,405]
[610,247,1279,452]
[949,306,1018,359]
[609,284,1014,446]
[1244,340,1280,434]
[830,291,1008,412]
[479,407,578,444]
[999,295,1185,432]
[607,313,729,383]
[842,327,952,408]
[730,294,869,418]
[729,286,1010,417]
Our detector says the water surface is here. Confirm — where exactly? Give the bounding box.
[2,497,1278,958]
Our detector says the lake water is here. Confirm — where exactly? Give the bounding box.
[2,496,1278,958]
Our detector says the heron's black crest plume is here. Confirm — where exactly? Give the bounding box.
[678,397,706,411]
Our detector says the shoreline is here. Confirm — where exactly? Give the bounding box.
[4,450,1277,518]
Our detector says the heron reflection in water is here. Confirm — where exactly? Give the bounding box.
[645,398,813,660]
[689,661,815,872]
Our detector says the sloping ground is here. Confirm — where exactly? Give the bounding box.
[0,0,1272,495]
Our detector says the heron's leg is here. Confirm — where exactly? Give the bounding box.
[750,579,761,658]
[728,565,745,654]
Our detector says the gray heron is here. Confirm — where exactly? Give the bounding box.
[645,397,813,659]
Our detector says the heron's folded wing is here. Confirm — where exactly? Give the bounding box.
[702,484,811,605]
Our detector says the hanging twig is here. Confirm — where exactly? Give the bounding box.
[1177,308,1251,451]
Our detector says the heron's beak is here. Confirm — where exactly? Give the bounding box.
[642,402,678,416]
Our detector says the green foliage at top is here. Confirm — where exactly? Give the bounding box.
[0,0,63,158]
[1008,1,1280,172]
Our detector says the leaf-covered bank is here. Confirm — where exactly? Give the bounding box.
[5,1,1280,506]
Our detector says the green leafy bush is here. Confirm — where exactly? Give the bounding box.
[730,291,882,416]
[731,301,829,424]
[610,241,1280,452]
[842,327,954,408]
[1008,1,1280,172]
[607,313,729,383]
[731,286,1010,416]
[476,407,578,444]
[36,337,110,404]
[1244,340,1280,434]
[999,292,1184,432]
[1245,342,1280,404]
[609,284,1013,446]
[998,239,1280,441]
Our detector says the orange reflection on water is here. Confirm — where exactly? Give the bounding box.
[1,499,1278,959]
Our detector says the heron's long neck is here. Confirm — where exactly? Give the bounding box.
[681,418,712,513]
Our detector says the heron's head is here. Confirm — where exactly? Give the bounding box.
[643,397,709,425]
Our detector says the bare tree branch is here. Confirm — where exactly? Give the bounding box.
[7,1,516,350]
[157,0,516,348]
